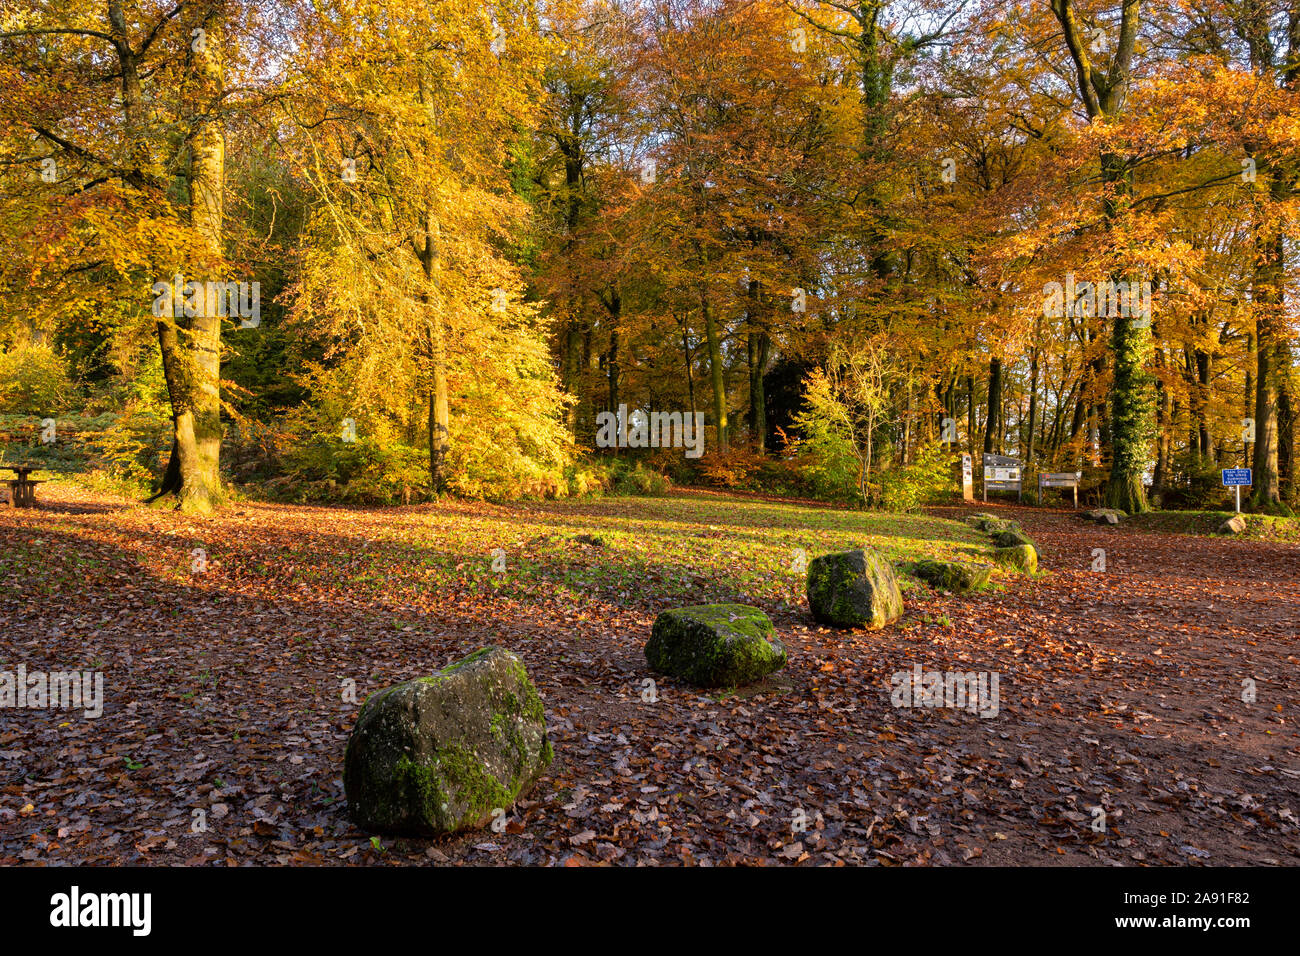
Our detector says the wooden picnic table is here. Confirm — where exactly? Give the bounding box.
[1,465,43,508]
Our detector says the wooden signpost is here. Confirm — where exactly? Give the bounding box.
[982,453,1022,503]
[960,453,974,502]
[1038,471,1082,508]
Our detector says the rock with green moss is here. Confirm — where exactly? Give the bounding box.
[910,559,991,594]
[1081,508,1126,524]
[993,543,1038,574]
[646,604,786,687]
[994,529,1035,549]
[966,513,1019,534]
[806,548,903,629]
[343,647,552,836]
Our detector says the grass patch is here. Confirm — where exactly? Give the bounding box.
[1128,509,1300,541]
[3,485,1014,617]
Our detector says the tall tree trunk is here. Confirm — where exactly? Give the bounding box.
[1251,228,1284,506]
[420,212,450,491]
[680,316,697,421]
[1027,327,1040,465]
[1153,347,1170,491]
[747,330,770,455]
[154,7,225,513]
[608,324,620,416]
[966,374,976,457]
[983,357,1001,454]
[1279,355,1295,502]
[1247,133,1294,507]
[701,290,727,453]
[745,280,769,454]
[1102,176,1154,510]
[1053,0,1150,511]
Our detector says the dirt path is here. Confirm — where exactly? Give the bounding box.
[1,488,1296,865]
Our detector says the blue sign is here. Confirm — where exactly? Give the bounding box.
[1222,468,1252,486]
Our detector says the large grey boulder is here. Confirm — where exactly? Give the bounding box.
[344,647,552,836]
[807,548,904,629]
[646,604,786,687]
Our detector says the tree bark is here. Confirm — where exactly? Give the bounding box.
[1052,0,1151,511]
[983,357,1001,455]
[747,331,770,455]
[154,7,226,513]
[701,289,728,453]
[420,216,450,492]
[1027,325,1040,465]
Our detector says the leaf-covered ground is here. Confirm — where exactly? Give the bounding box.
[1,484,1297,865]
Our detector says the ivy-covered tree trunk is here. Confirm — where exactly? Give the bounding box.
[1101,159,1154,513]
[1053,0,1151,512]
[1105,284,1156,511]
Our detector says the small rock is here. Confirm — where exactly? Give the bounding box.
[1218,515,1246,535]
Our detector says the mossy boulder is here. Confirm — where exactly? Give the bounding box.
[806,548,904,629]
[646,604,786,687]
[343,647,552,836]
[1082,508,1126,524]
[994,529,1035,549]
[993,544,1038,574]
[910,559,991,594]
[966,513,1019,534]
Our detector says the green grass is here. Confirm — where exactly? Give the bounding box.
[361,492,1004,610]
[2,484,1013,616]
[1129,509,1300,541]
